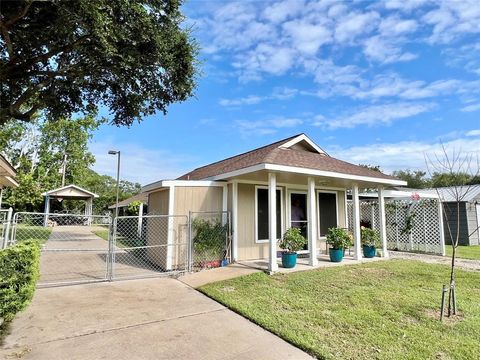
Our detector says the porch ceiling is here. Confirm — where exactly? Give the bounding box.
[230,169,397,189]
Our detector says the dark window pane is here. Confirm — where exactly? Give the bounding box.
[318,193,337,236]
[257,188,281,240]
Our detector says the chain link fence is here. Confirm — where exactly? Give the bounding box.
[4,210,232,286]
[112,215,189,279]
[188,211,231,271]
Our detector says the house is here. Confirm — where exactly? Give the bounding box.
[108,192,148,215]
[0,154,18,208]
[423,185,480,246]
[142,134,407,272]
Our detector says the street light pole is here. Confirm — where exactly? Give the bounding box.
[108,150,121,219]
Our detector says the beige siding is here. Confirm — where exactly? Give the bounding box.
[174,186,223,215]
[146,189,169,268]
[148,189,169,215]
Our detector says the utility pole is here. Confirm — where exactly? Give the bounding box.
[61,154,68,187]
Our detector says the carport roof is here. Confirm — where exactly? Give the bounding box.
[42,184,99,199]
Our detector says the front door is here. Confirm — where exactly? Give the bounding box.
[289,192,308,251]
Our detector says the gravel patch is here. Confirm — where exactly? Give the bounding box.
[390,251,480,272]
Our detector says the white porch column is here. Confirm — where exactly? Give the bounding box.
[352,185,362,260]
[378,186,389,258]
[438,200,446,256]
[232,181,238,261]
[137,202,144,238]
[43,195,50,227]
[307,177,318,266]
[268,172,278,273]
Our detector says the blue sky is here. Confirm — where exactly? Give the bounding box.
[90,0,480,185]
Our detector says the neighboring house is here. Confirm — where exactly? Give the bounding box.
[108,192,148,215]
[423,185,480,246]
[0,154,18,208]
[142,133,407,271]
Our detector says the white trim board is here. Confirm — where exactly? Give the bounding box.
[213,163,407,186]
[142,180,227,193]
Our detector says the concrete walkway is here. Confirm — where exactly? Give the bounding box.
[1,278,313,360]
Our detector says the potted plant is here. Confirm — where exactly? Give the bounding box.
[326,227,353,262]
[361,226,380,258]
[278,227,307,268]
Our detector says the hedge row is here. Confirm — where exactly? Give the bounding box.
[0,240,40,325]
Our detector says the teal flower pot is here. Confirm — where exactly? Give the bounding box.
[281,252,297,268]
[329,248,344,262]
[363,245,376,258]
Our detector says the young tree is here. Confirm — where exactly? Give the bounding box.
[425,145,480,318]
[1,0,198,126]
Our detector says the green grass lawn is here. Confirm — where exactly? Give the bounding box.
[14,225,52,243]
[93,229,109,241]
[446,245,480,260]
[200,260,480,360]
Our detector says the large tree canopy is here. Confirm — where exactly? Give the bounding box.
[0,0,198,126]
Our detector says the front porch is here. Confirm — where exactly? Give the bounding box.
[238,252,387,273]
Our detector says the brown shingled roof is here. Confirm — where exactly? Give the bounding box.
[177,134,399,182]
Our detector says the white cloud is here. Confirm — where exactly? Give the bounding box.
[461,103,480,112]
[283,19,332,55]
[328,136,480,173]
[235,117,303,136]
[314,102,434,129]
[219,87,298,107]
[89,140,192,185]
[466,129,480,136]
[423,0,480,44]
[363,36,417,64]
[262,0,305,24]
[335,11,380,43]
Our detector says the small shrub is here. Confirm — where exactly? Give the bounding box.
[326,227,353,250]
[0,240,41,327]
[361,226,380,247]
[192,218,228,265]
[278,227,307,253]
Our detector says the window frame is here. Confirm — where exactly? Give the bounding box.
[254,186,284,243]
[316,190,339,239]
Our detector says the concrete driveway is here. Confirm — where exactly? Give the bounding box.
[1,278,313,360]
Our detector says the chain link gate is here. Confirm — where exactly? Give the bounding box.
[112,214,189,279]
[188,211,232,272]
[11,212,112,287]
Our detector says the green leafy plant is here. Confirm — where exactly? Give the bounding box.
[361,226,380,247]
[0,240,40,330]
[326,227,353,250]
[192,218,228,265]
[279,227,307,253]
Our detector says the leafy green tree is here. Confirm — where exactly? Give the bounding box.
[1,115,100,210]
[392,169,430,189]
[1,0,198,126]
[430,172,474,188]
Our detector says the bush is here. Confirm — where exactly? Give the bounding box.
[361,226,380,247]
[192,218,228,264]
[279,227,307,253]
[326,227,353,250]
[0,240,40,326]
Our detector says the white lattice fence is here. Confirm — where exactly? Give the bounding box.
[347,199,443,255]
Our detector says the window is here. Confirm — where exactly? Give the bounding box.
[318,192,337,237]
[256,188,282,242]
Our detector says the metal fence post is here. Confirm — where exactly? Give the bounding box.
[188,211,193,272]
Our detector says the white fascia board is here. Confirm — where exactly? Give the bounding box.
[142,180,226,193]
[279,134,327,155]
[264,164,408,186]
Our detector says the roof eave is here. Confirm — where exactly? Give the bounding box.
[210,163,407,187]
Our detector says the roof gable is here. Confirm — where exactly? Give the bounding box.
[177,133,401,184]
[42,184,99,198]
